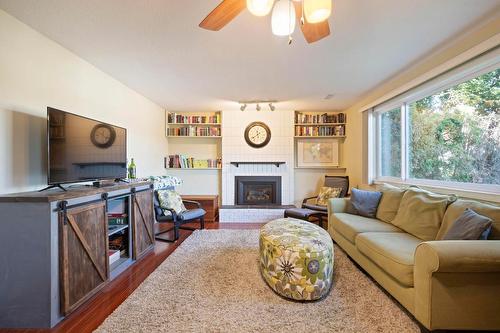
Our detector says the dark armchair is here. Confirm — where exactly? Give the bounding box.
[302,176,350,212]
[153,191,205,242]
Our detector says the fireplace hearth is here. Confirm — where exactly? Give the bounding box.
[235,176,282,206]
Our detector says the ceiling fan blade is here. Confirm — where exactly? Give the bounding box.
[199,0,247,31]
[294,2,331,44]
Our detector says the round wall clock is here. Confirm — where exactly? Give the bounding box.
[90,124,116,148]
[244,122,271,148]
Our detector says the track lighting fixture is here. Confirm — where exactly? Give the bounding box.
[238,100,277,112]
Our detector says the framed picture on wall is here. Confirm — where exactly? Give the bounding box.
[297,139,339,168]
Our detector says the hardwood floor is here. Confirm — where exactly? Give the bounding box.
[2,222,262,333]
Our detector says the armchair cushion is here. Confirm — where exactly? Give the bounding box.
[157,190,186,216]
[316,186,342,206]
[178,208,206,221]
[303,203,328,212]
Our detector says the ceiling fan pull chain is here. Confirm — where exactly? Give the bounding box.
[301,0,305,25]
[288,0,293,45]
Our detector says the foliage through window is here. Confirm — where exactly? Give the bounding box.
[376,68,499,187]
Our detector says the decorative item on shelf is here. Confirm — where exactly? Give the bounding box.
[166,155,222,169]
[128,158,137,179]
[199,0,332,44]
[297,139,339,168]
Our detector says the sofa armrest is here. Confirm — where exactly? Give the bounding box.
[414,240,500,330]
[327,198,350,215]
[415,241,500,273]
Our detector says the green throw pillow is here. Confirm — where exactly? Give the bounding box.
[316,186,342,206]
[391,188,456,241]
[375,183,406,223]
[157,190,186,216]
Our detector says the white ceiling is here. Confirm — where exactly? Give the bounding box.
[0,0,499,111]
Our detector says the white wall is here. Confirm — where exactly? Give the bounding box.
[0,9,167,194]
[221,109,295,205]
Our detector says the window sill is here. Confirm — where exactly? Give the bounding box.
[373,179,500,204]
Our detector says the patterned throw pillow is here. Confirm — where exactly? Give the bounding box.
[157,190,186,216]
[316,187,342,206]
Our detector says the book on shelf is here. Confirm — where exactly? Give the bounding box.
[166,155,222,169]
[295,112,346,124]
[295,125,345,137]
[168,112,220,124]
[167,126,221,137]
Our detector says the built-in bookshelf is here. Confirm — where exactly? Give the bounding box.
[294,111,346,138]
[166,111,222,138]
[166,111,222,174]
[165,155,222,170]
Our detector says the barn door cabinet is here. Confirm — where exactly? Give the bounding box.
[0,182,154,329]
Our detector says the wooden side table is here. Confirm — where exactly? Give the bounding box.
[181,195,219,223]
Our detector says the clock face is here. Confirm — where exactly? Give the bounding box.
[91,124,116,148]
[244,122,271,148]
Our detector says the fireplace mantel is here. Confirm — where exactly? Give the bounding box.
[230,161,286,168]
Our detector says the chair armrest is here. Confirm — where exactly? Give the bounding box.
[327,198,350,214]
[158,206,177,221]
[182,200,202,209]
[302,196,317,206]
[415,240,500,273]
[414,240,500,330]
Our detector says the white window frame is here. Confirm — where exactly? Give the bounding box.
[370,50,500,199]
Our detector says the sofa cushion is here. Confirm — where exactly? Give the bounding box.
[376,183,406,223]
[443,208,493,240]
[356,232,422,287]
[331,213,403,244]
[437,199,500,240]
[346,188,383,218]
[391,188,456,241]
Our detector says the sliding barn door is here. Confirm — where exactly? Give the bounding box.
[132,189,155,260]
[59,201,109,315]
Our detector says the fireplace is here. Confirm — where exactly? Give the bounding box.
[235,176,282,206]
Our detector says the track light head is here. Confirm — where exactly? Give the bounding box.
[240,103,247,111]
[269,103,275,111]
[256,104,261,111]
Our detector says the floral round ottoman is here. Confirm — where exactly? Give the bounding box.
[259,218,334,301]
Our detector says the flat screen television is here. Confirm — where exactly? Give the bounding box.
[47,107,127,185]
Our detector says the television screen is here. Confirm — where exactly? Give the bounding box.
[47,107,127,185]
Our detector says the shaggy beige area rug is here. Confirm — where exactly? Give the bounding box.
[95,230,420,333]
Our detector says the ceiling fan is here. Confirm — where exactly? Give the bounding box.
[199,0,332,44]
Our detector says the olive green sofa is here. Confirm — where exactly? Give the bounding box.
[327,185,500,331]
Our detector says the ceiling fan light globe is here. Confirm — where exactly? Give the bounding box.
[271,0,296,36]
[304,0,332,23]
[247,0,275,17]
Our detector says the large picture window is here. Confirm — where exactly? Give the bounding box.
[374,67,499,192]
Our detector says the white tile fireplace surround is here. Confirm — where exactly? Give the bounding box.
[220,109,295,223]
